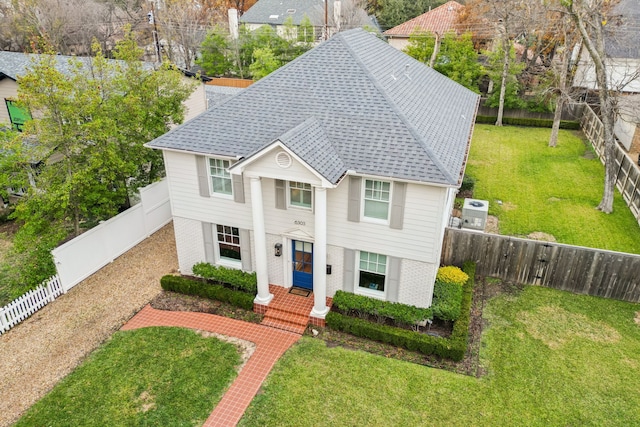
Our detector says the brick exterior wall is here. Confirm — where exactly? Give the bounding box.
[173,216,205,275]
[397,259,437,308]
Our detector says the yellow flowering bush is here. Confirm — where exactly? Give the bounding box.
[436,266,469,286]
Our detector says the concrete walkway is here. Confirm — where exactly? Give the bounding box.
[121,305,301,427]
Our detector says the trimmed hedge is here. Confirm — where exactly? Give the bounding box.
[475,115,580,129]
[160,275,254,310]
[431,266,468,322]
[192,262,257,294]
[326,261,476,361]
[331,291,433,327]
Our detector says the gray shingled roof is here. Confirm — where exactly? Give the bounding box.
[205,85,244,109]
[605,0,640,59]
[147,29,479,186]
[240,0,325,26]
[0,51,155,81]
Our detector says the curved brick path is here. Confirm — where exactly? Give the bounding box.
[121,305,301,427]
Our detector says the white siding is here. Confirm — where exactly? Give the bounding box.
[326,178,447,263]
[242,146,323,185]
[164,151,254,228]
[0,79,18,125]
[165,150,450,304]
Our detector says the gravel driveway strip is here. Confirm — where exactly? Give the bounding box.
[0,223,178,427]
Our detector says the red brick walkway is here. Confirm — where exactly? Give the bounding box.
[121,305,301,426]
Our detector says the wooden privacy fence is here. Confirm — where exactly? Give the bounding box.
[441,228,640,303]
[581,104,640,224]
[0,275,63,334]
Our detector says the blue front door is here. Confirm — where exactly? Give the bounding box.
[292,240,313,290]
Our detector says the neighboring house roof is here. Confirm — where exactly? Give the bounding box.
[384,1,464,37]
[0,51,156,82]
[605,0,640,59]
[147,29,479,186]
[205,85,244,108]
[239,0,380,32]
[240,0,326,26]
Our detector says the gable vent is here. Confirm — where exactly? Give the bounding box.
[275,151,292,168]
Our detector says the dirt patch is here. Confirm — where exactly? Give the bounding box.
[527,232,557,242]
[136,390,156,413]
[518,306,621,350]
[500,201,517,211]
[195,330,256,372]
[635,311,640,326]
[485,215,499,234]
[548,197,562,203]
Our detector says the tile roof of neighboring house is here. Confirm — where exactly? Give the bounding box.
[384,1,464,37]
[205,85,244,108]
[240,0,328,26]
[605,0,640,59]
[147,29,479,186]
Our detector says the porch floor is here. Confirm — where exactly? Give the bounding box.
[259,285,333,333]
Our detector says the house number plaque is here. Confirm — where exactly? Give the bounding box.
[294,220,306,226]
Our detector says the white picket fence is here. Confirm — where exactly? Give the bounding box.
[0,275,64,334]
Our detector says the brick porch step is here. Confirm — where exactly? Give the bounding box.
[261,307,309,335]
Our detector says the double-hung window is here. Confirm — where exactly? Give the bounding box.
[288,181,312,209]
[216,225,241,263]
[358,251,387,292]
[363,179,390,221]
[209,158,232,196]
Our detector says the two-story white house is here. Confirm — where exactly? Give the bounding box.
[146,29,479,322]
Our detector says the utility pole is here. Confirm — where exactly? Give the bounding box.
[148,1,162,63]
[324,0,328,40]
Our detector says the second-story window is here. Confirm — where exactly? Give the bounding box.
[209,158,232,196]
[363,179,390,221]
[288,181,312,209]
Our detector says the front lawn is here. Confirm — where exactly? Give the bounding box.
[240,284,640,426]
[16,327,241,427]
[466,125,640,254]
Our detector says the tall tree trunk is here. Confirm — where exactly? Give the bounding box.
[549,39,571,147]
[568,0,616,213]
[429,33,441,68]
[496,36,510,127]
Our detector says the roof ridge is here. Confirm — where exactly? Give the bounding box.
[337,31,457,184]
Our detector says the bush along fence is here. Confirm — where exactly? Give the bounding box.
[442,228,640,303]
[326,262,475,362]
[581,104,640,225]
[0,275,63,334]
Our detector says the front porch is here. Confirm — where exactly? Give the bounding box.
[254,285,333,333]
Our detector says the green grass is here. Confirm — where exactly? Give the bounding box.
[240,285,640,426]
[16,327,241,427]
[466,125,640,254]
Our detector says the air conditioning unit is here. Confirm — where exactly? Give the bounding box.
[461,199,489,231]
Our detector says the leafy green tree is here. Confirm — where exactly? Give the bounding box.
[404,32,483,92]
[376,0,444,30]
[249,47,281,80]
[484,44,525,110]
[196,27,234,77]
[298,16,315,43]
[2,29,194,288]
[198,24,313,80]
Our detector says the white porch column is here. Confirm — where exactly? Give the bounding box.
[311,186,329,317]
[250,176,273,305]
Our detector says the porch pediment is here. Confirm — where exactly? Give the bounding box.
[281,227,314,242]
[229,118,346,187]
